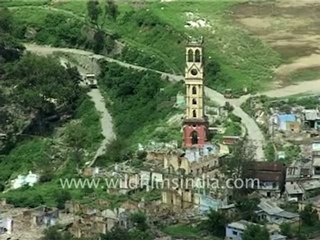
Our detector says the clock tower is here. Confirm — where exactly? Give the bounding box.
[183,37,208,148]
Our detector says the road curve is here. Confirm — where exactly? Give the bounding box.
[24,44,320,160]
[26,45,116,166]
[24,44,183,82]
[204,87,265,161]
[24,43,273,161]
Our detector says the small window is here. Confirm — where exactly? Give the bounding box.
[192,99,197,105]
[192,86,197,95]
[232,230,238,236]
[195,49,201,62]
[193,110,197,118]
[187,49,193,62]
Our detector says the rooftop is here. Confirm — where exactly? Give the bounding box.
[277,114,296,122]
[303,109,320,121]
[313,156,320,166]
[285,182,304,195]
[227,220,253,231]
[258,199,299,219]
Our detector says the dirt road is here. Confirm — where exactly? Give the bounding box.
[24,43,265,160]
[28,44,320,161]
[25,44,183,82]
[27,45,116,166]
[87,89,115,166]
[204,88,265,161]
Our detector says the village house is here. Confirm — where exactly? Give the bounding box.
[272,114,300,133]
[284,182,304,202]
[226,220,287,240]
[286,159,313,181]
[302,109,320,130]
[68,207,133,238]
[29,206,59,227]
[246,162,286,198]
[0,216,13,235]
[312,140,320,177]
[256,199,299,225]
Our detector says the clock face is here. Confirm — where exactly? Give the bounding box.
[191,68,198,76]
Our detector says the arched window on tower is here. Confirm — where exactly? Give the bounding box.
[193,110,197,118]
[192,86,197,95]
[191,131,198,145]
[187,49,193,62]
[195,49,201,62]
[192,98,197,105]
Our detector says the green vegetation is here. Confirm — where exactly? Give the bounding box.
[51,0,281,91]
[242,224,269,240]
[43,226,76,240]
[279,205,320,240]
[0,0,49,7]
[224,121,242,136]
[235,196,260,222]
[98,62,182,150]
[2,0,283,91]
[163,224,202,238]
[102,212,153,240]
[264,142,276,161]
[202,209,229,238]
[289,67,320,83]
[300,204,319,226]
[0,18,102,208]
[0,96,102,206]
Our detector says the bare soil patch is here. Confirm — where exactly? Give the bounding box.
[232,0,320,86]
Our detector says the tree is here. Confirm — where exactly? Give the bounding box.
[202,209,229,237]
[101,226,130,240]
[104,138,131,163]
[222,140,256,198]
[130,211,148,231]
[242,224,269,240]
[280,223,294,238]
[42,226,74,240]
[105,0,119,20]
[235,196,260,222]
[55,190,72,209]
[10,53,81,115]
[64,122,88,164]
[0,8,12,32]
[87,0,101,24]
[0,182,4,192]
[300,204,319,226]
[0,33,25,62]
[93,30,105,53]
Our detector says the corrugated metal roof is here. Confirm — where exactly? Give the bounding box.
[313,156,320,166]
[303,109,320,121]
[258,199,299,219]
[278,114,296,122]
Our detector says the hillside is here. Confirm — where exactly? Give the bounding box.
[0,11,104,205]
[1,0,283,93]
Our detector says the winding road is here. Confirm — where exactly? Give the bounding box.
[31,46,116,166]
[25,43,320,162]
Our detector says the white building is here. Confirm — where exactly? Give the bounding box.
[11,171,39,189]
[226,220,286,240]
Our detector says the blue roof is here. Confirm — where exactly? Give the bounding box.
[278,114,296,122]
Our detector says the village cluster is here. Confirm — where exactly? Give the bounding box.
[1,38,320,240]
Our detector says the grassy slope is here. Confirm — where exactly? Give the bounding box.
[5,0,282,91]
[0,97,103,206]
[52,0,281,92]
[98,62,183,150]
